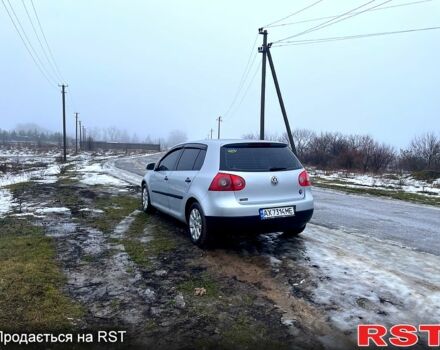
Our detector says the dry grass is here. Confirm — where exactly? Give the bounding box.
[0,218,83,331]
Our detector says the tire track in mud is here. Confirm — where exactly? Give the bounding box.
[41,208,153,331]
[199,236,355,350]
[47,215,149,326]
[14,175,158,341]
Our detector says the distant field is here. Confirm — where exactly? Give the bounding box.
[311,170,440,206]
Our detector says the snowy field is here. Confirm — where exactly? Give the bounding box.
[0,147,134,217]
[311,169,440,196]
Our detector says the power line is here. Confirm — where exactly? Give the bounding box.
[223,34,259,118]
[29,0,65,83]
[228,60,262,118]
[5,0,58,84]
[271,26,440,47]
[297,0,395,39]
[1,0,57,88]
[273,0,386,44]
[224,52,258,117]
[6,0,59,83]
[265,0,325,28]
[268,0,435,28]
[21,0,63,82]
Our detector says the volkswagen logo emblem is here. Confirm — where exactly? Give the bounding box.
[271,176,278,185]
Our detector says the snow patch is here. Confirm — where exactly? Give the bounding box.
[0,188,13,216]
[76,159,128,187]
[0,162,60,187]
[111,210,141,239]
[79,208,104,214]
[312,170,440,197]
[301,224,440,335]
[80,173,127,186]
[102,161,142,186]
[35,207,71,214]
[80,163,103,172]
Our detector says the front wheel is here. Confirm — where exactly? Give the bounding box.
[282,225,306,237]
[141,184,154,213]
[188,202,211,248]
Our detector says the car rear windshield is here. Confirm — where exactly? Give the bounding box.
[220,143,302,172]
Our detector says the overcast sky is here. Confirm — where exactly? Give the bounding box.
[0,0,439,147]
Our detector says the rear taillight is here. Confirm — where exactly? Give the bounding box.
[208,173,246,191]
[298,170,311,187]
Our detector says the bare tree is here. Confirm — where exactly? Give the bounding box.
[370,143,395,173]
[107,127,119,142]
[358,135,376,172]
[242,132,259,140]
[409,132,440,170]
[291,129,315,158]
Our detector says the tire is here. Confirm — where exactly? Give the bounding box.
[187,202,211,248]
[141,183,154,213]
[282,225,306,237]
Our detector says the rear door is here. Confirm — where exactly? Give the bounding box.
[167,146,207,215]
[219,143,305,205]
[149,148,183,210]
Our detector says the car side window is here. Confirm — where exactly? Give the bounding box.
[193,149,207,171]
[157,149,182,171]
[176,148,200,171]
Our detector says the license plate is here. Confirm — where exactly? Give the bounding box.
[259,206,295,220]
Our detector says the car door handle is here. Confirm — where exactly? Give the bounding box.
[164,176,168,181]
[185,178,191,183]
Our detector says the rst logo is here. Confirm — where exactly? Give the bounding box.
[358,324,440,347]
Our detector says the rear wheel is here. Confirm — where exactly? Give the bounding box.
[188,202,211,248]
[282,225,306,237]
[141,184,154,213]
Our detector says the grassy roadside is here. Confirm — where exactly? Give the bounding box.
[120,213,177,268]
[313,178,440,207]
[87,195,139,234]
[0,218,83,331]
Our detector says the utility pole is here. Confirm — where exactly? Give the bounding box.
[258,28,268,140]
[74,112,79,154]
[79,120,82,150]
[216,116,222,139]
[83,126,86,151]
[59,84,68,161]
[210,128,213,139]
[266,49,297,154]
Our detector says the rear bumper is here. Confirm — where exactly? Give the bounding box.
[205,209,313,234]
[200,188,314,217]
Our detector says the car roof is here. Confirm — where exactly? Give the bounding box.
[172,139,286,148]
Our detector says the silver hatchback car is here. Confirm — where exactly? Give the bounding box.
[141,139,314,247]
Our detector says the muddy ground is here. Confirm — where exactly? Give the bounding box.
[1,159,350,349]
[2,155,439,349]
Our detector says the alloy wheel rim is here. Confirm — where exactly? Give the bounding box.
[142,187,149,209]
[189,208,202,241]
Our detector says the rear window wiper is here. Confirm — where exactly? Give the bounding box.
[269,167,287,171]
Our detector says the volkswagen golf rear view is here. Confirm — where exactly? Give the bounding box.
[141,140,314,247]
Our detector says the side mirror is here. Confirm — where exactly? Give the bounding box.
[146,163,156,171]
